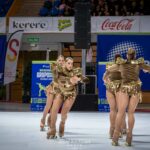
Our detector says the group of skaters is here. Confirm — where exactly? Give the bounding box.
[39,48,150,147]
[103,48,150,146]
[40,55,89,138]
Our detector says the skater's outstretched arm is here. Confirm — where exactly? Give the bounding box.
[134,57,150,73]
[140,63,150,73]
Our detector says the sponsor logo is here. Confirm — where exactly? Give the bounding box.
[7,39,19,61]
[101,18,134,30]
[12,20,48,30]
[58,19,72,31]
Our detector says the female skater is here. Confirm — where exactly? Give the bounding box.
[47,57,89,138]
[40,55,65,131]
[103,54,122,138]
[108,48,150,146]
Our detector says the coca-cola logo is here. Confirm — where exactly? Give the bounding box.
[101,18,134,30]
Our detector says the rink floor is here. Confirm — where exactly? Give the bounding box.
[0,112,150,150]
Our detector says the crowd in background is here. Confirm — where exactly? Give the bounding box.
[39,0,148,17]
[0,0,14,17]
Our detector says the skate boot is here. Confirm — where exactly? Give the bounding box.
[122,128,127,135]
[40,118,45,131]
[109,127,114,139]
[112,130,120,146]
[119,131,123,138]
[125,131,132,146]
[47,128,57,139]
[59,122,65,138]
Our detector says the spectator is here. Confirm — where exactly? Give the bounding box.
[39,0,149,17]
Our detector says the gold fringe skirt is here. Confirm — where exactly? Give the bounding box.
[105,80,121,94]
[120,80,142,102]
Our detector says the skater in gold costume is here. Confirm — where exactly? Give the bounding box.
[107,48,150,146]
[47,57,89,138]
[40,55,65,131]
[103,54,122,138]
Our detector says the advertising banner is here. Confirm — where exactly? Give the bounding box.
[93,16,140,33]
[9,16,150,33]
[52,17,74,32]
[97,63,109,112]
[0,35,7,85]
[31,61,54,111]
[9,17,73,33]
[4,30,23,84]
[9,17,53,33]
[97,34,150,91]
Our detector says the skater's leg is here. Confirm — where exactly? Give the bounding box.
[125,95,139,146]
[112,91,129,146]
[40,91,54,130]
[59,97,76,137]
[47,94,63,139]
[106,90,117,138]
[121,113,127,135]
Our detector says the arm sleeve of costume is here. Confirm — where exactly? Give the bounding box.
[140,64,150,73]
[137,57,150,73]
[73,67,89,84]
[80,76,90,84]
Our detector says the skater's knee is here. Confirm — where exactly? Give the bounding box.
[52,107,59,113]
[110,107,117,113]
[61,114,67,122]
[127,109,134,115]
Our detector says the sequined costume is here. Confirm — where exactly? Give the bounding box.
[108,57,150,98]
[103,63,122,94]
[57,66,89,100]
[45,62,61,96]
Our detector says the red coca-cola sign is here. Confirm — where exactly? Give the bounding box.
[101,18,134,30]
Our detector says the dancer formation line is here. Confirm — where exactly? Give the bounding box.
[40,48,150,147]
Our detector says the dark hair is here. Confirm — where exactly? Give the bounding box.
[114,54,121,62]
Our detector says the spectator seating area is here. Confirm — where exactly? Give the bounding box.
[39,0,149,17]
[39,0,75,16]
[0,0,14,17]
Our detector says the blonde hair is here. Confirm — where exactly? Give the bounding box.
[65,57,73,62]
[57,55,64,61]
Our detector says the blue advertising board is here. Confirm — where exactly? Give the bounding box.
[97,62,109,112]
[31,61,54,111]
[0,35,7,85]
[97,34,150,91]
[97,34,150,111]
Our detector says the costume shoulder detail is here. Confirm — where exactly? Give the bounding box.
[131,57,144,64]
[116,57,126,64]
[106,62,115,70]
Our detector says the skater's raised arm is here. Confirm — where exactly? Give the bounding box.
[132,57,150,73]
